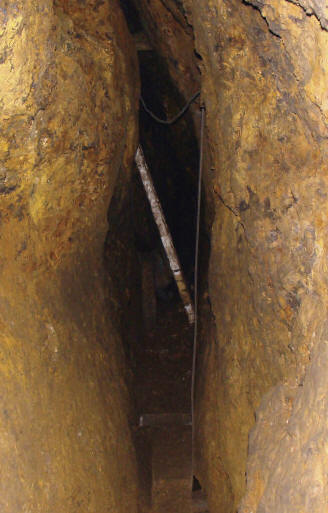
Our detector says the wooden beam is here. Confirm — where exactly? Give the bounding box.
[135,145,195,324]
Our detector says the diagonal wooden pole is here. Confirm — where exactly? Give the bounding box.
[135,145,195,324]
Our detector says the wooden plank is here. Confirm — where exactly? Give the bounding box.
[139,413,192,427]
[135,145,195,324]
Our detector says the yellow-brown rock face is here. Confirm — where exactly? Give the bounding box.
[189,0,328,512]
[0,1,139,511]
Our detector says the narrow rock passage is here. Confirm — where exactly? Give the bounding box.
[134,291,193,512]
[6,2,328,512]
[136,295,192,416]
[133,284,209,512]
[117,5,206,509]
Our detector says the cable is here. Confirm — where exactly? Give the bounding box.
[191,104,205,483]
[138,89,206,487]
[140,91,201,125]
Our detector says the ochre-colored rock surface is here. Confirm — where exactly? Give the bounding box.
[0,1,139,511]
[5,0,328,510]
[124,0,328,509]
[188,0,328,512]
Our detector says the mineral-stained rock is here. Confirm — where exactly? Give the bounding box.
[187,0,328,512]
[130,0,328,510]
[134,0,200,117]
[0,1,139,511]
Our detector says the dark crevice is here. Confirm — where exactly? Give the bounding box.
[242,0,282,38]
[192,476,202,491]
[117,2,206,511]
[137,49,199,283]
[119,0,143,34]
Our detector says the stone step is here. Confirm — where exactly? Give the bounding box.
[151,425,192,513]
[152,479,191,513]
[139,412,192,427]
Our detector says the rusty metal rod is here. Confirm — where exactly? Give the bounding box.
[191,104,206,484]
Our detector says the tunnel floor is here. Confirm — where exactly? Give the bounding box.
[135,295,192,415]
[133,291,209,512]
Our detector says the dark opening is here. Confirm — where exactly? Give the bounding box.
[136,49,199,285]
[193,476,202,492]
[119,0,143,34]
[116,2,205,511]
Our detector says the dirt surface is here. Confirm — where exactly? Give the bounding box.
[135,293,193,416]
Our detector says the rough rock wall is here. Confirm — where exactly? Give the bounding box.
[188,1,328,512]
[135,0,199,100]
[0,1,139,511]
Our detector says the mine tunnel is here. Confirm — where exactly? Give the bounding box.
[1,1,328,512]
[107,2,205,510]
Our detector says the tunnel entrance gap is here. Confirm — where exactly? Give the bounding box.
[116,2,208,511]
[137,49,199,283]
[119,0,199,290]
[131,39,200,403]
[132,49,206,513]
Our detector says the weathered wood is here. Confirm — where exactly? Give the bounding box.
[135,145,195,324]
